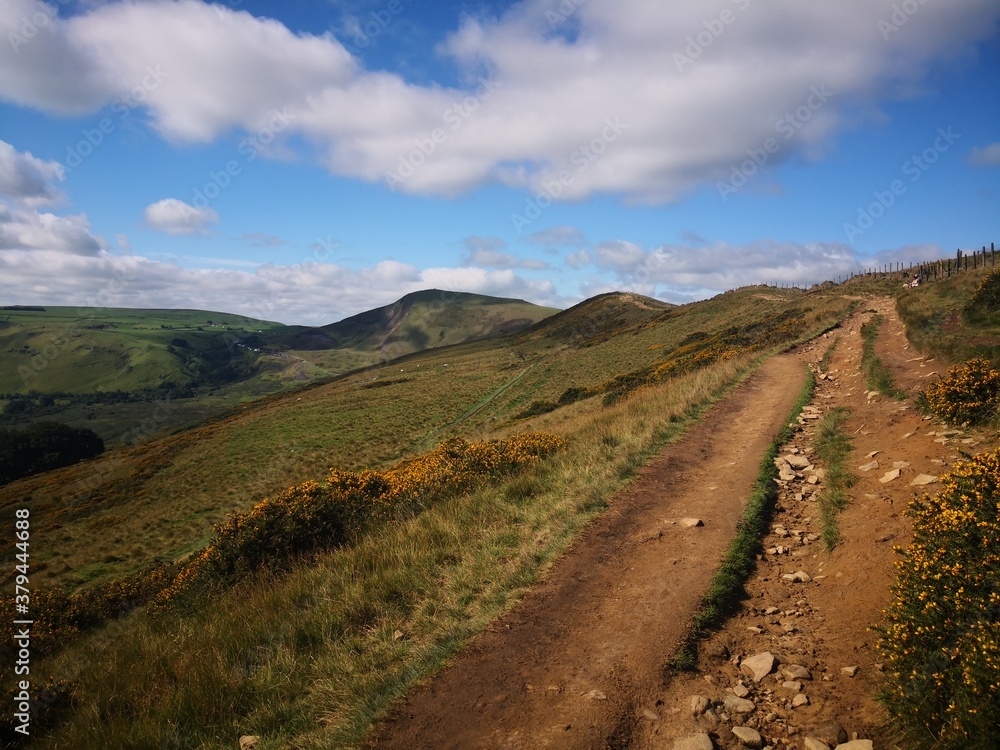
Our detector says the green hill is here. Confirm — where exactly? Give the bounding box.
[0,307,283,395]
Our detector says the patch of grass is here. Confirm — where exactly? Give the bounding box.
[860,315,907,399]
[818,335,839,373]
[813,407,856,550]
[669,365,816,671]
[896,263,1000,363]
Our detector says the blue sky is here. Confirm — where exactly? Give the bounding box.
[1,0,998,325]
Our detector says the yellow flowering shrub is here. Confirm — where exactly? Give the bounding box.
[920,358,1000,426]
[156,432,565,606]
[964,268,1000,320]
[878,450,1000,748]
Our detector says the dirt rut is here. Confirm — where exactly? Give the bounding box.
[369,355,807,749]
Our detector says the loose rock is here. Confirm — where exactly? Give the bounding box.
[672,733,715,750]
[781,664,812,681]
[879,468,901,483]
[690,695,710,717]
[681,518,704,527]
[723,695,756,715]
[792,693,810,708]
[835,742,873,750]
[239,738,260,750]
[804,738,831,750]
[740,652,776,682]
[732,726,764,748]
[910,474,939,486]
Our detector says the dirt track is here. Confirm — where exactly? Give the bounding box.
[369,299,990,749]
[369,354,808,749]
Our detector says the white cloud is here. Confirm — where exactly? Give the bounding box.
[461,235,548,270]
[1,0,996,201]
[591,239,875,294]
[0,139,65,206]
[0,202,106,255]
[968,143,1000,167]
[526,225,588,247]
[565,249,592,269]
[144,198,219,236]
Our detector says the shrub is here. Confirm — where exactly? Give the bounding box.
[878,450,1000,749]
[964,268,1000,321]
[920,357,1000,426]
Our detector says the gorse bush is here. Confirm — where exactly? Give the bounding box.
[963,268,1000,321]
[920,357,1000,426]
[3,433,565,660]
[157,432,566,605]
[878,449,1000,749]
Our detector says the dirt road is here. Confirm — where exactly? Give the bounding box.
[370,354,808,749]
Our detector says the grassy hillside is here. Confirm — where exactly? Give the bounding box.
[0,306,283,394]
[0,294,558,445]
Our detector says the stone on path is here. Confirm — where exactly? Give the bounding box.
[733,682,750,698]
[879,468,901,483]
[781,571,811,583]
[740,651,776,682]
[731,726,764,748]
[792,693,810,707]
[812,720,848,746]
[835,742,873,750]
[680,518,704,527]
[910,474,939,486]
[723,695,755,715]
[841,665,859,677]
[784,454,812,469]
[857,460,879,471]
[690,695,710,716]
[804,739,831,750]
[673,733,714,750]
[781,664,812,681]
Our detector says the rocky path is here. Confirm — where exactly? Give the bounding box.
[369,298,992,750]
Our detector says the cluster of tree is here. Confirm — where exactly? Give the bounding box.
[0,421,105,485]
[0,383,197,423]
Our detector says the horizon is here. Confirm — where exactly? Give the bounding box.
[1,1,998,325]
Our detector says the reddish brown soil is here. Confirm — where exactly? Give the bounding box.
[368,298,996,750]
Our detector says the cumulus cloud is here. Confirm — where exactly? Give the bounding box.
[0,139,65,206]
[526,225,589,247]
[0,203,106,255]
[461,235,548,270]
[1,0,997,201]
[968,143,1000,167]
[144,198,219,236]
[590,239,876,295]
